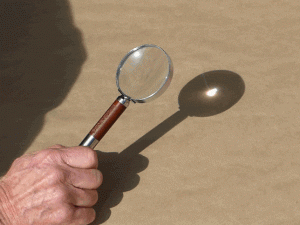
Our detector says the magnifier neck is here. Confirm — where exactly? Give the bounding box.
[117,95,131,107]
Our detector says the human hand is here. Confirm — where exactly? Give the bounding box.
[0,145,102,225]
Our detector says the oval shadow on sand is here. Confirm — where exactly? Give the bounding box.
[179,70,245,117]
[92,70,245,224]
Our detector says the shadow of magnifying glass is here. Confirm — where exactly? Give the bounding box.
[120,69,245,157]
[91,70,245,224]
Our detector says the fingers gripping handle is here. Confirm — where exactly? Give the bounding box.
[79,96,130,149]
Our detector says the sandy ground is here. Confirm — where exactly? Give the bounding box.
[1,0,300,224]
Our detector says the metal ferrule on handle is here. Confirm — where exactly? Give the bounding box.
[79,134,99,149]
[79,95,130,149]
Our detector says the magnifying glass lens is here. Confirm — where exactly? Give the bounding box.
[118,45,171,102]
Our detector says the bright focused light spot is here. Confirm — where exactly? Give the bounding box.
[133,51,141,58]
[206,88,218,97]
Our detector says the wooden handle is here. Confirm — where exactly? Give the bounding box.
[89,99,127,141]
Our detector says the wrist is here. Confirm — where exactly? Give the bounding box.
[0,181,14,225]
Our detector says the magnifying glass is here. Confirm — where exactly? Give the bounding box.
[79,44,173,149]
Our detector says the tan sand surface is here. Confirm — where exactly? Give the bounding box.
[1,0,300,224]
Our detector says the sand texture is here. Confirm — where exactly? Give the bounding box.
[1,0,300,224]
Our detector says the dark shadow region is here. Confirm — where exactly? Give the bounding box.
[0,0,87,175]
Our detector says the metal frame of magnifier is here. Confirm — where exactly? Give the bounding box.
[116,44,173,103]
[79,44,173,149]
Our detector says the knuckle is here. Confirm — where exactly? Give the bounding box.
[37,149,57,162]
[37,149,66,166]
[46,167,67,185]
[36,149,55,160]
[39,148,53,156]
[56,205,75,223]
[54,185,70,202]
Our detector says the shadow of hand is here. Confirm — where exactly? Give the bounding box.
[90,151,149,224]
